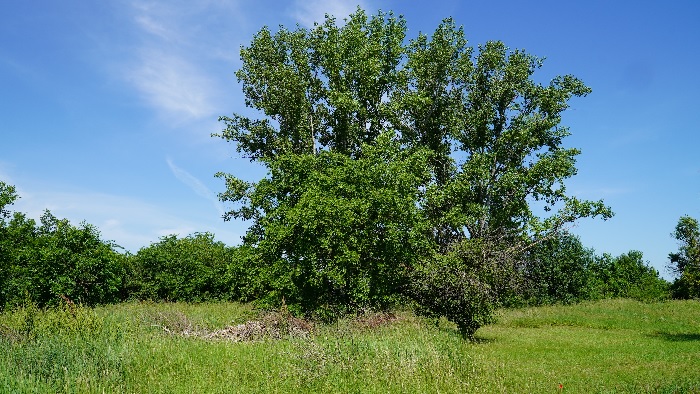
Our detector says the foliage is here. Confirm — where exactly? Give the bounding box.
[672,267,700,299]
[591,251,669,301]
[0,187,125,309]
[0,181,17,220]
[127,232,235,302]
[520,232,598,305]
[219,132,433,316]
[216,8,612,333]
[669,216,700,275]
[411,40,613,246]
[409,238,516,339]
[519,232,668,305]
[669,215,700,298]
[220,9,406,160]
[0,181,19,307]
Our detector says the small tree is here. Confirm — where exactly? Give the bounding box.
[669,215,700,298]
[410,238,515,339]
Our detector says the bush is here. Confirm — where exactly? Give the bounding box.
[591,251,669,301]
[127,232,235,302]
[1,210,125,309]
[410,239,514,339]
[520,233,598,305]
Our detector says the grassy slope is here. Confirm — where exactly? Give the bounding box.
[1,299,699,393]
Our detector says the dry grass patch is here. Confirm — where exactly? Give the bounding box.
[149,308,315,342]
[148,306,407,343]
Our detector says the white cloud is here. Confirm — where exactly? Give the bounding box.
[128,0,186,42]
[134,14,176,41]
[127,51,215,120]
[166,158,225,217]
[121,0,243,123]
[290,0,366,27]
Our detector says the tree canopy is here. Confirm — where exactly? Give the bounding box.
[216,8,613,335]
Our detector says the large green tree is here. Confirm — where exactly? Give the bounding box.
[218,132,432,315]
[216,9,611,334]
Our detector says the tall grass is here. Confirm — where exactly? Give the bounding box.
[1,299,698,393]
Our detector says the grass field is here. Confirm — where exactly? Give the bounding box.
[1,298,699,393]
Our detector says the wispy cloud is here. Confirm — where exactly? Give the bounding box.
[128,51,215,120]
[133,13,176,41]
[120,0,371,123]
[121,0,243,123]
[290,0,367,27]
[166,158,224,217]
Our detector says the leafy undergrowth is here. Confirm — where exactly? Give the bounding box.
[0,299,699,393]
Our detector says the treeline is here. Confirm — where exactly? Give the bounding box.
[0,180,680,313]
[515,235,669,305]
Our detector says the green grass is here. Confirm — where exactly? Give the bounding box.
[1,299,699,393]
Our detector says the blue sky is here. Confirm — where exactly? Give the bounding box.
[2,0,698,278]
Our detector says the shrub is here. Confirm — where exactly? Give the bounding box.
[1,210,125,309]
[128,232,234,302]
[410,239,514,339]
[591,251,669,301]
[520,233,598,305]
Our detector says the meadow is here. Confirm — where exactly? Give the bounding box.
[1,298,699,393]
